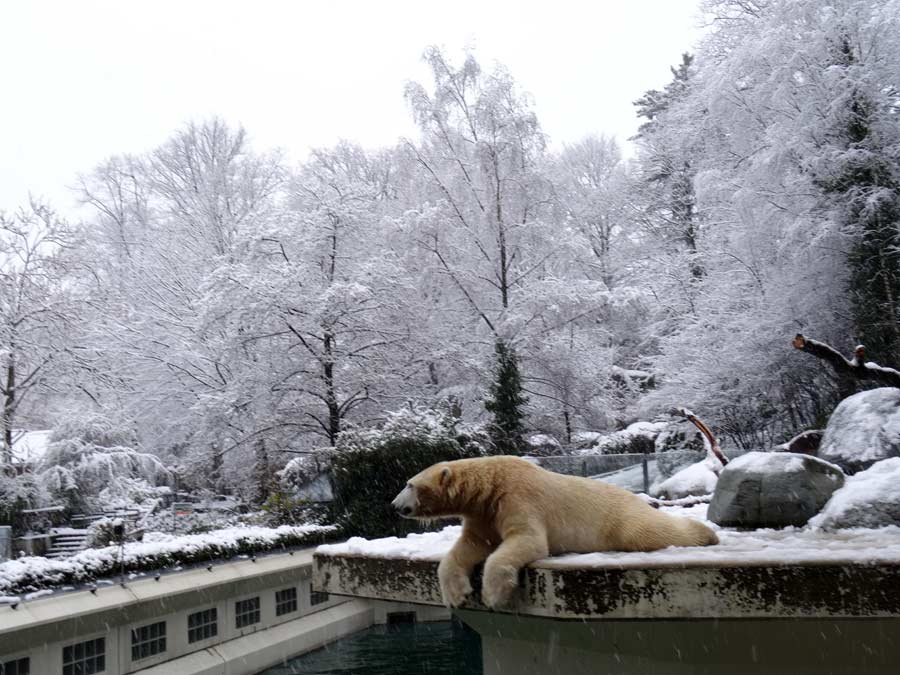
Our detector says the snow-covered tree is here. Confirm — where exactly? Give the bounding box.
[0,202,81,460]
[402,48,611,436]
[37,413,171,513]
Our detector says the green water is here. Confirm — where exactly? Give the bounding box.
[259,620,482,675]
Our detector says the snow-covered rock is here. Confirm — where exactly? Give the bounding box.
[708,452,845,528]
[571,432,603,450]
[582,421,667,455]
[810,458,900,530]
[655,420,706,477]
[525,434,563,457]
[652,457,721,500]
[818,388,900,474]
[654,420,705,453]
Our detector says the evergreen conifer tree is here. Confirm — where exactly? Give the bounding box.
[484,341,528,455]
[813,35,900,363]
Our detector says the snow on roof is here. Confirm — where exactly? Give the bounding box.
[317,504,900,569]
[10,429,52,464]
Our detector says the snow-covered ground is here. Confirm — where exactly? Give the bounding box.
[317,505,900,568]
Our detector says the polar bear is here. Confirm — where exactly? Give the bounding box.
[391,455,718,609]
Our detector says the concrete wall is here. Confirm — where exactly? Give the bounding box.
[0,550,364,675]
[462,611,900,675]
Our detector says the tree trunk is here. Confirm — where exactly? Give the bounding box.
[323,332,340,445]
[253,438,270,506]
[2,359,14,463]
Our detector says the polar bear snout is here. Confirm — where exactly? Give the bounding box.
[392,484,418,518]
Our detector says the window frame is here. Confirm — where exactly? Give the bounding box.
[234,596,261,629]
[62,636,105,675]
[310,589,330,606]
[187,607,218,644]
[275,587,298,616]
[131,620,167,662]
[0,656,30,675]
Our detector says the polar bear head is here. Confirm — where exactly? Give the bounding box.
[391,461,463,520]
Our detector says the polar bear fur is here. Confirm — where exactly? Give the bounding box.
[391,455,718,609]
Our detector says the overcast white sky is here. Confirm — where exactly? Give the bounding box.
[0,0,703,215]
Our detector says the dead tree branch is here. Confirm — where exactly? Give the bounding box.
[675,407,729,467]
[792,334,900,388]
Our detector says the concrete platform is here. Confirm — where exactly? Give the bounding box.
[313,552,900,620]
[313,550,900,674]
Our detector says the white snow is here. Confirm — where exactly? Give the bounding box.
[318,527,461,561]
[727,451,808,473]
[318,509,900,569]
[23,589,55,600]
[10,429,52,464]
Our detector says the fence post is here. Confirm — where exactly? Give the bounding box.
[642,454,650,495]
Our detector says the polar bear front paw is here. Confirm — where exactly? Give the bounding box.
[438,560,473,608]
[481,562,519,609]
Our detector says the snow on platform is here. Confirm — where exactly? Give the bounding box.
[315,505,900,620]
[318,505,900,569]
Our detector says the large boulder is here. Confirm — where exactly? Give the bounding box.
[525,434,564,457]
[652,457,720,500]
[809,458,900,530]
[818,388,900,474]
[708,451,845,528]
[586,421,666,455]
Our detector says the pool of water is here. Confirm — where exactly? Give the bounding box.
[259,619,482,675]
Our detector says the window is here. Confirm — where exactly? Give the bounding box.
[187,607,218,643]
[0,658,29,675]
[62,637,105,675]
[310,590,330,606]
[275,587,298,616]
[235,597,261,628]
[131,620,167,661]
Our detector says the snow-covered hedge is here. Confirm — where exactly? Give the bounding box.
[332,405,484,538]
[0,524,334,597]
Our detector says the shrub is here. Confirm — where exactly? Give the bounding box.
[331,406,483,538]
[262,491,330,527]
[38,412,172,514]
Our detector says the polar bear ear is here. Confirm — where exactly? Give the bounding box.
[439,466,457,498]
